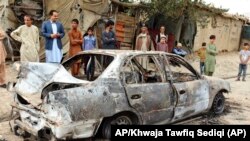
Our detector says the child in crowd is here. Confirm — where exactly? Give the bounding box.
[236,43,250,81]
[156,36,168,52]
[82,27,96,80]
[197,42,207,75]
[205,35,217,76]
[68,19,82,76]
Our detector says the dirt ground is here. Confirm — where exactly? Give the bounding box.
[0,52,250,140]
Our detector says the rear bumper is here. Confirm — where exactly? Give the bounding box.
[11,102,101,139]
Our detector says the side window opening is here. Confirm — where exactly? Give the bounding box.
[165,56,198,83]
[121,55,165,84]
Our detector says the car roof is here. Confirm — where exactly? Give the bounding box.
[77,49,174,57]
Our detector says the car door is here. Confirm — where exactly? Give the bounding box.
[163,54,210,121]
[122,54,175,124]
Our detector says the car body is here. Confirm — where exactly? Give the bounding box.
[8,50,231,140]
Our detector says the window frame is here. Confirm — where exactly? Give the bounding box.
[120,54,167,85]
[162,53,201,81]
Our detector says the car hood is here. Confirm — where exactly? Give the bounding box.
[12,62,88,106]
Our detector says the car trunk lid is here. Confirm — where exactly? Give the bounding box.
[13,62,88,106]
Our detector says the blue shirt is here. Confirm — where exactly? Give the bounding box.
[173,47,187,57]
[83,35,96,50]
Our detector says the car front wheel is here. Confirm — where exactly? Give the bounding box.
[102,115,134,139]
[212,92,225,115]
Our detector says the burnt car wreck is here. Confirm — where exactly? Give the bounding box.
[8,50,231,140]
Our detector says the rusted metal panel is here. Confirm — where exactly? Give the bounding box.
[173,80,210,121]
[125,83,174,124]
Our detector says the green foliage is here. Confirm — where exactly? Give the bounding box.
[146,1,226,17]
[138,0,228,27]
[119,0,229,28]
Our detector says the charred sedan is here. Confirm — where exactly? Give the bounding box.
[8,50,231,140]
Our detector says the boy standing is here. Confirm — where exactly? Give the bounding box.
[205,35,218,76]
[68,19,83,76]
[156,36,168,52]
[83,27,96,80]
[236,43,250,81]
[197,42,206,75]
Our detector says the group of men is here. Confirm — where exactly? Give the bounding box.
[0,10,118,86]
[10,10,64,63]
[1,10,63,88]
[1,10,249,87]
[8,10,117,64]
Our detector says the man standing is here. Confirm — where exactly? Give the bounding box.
[156,26,168,43]
[41,10,65,63]
[135,24,154,68]
[205,35,218,76]
[101,20,116,67]
[0,25,7,88]
[135,24,153,51]
[102,20,116,49]
[173,43,187,57]
[11,15,40,62]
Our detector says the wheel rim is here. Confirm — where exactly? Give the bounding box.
[103,116,133,139]
[114,116,133,125]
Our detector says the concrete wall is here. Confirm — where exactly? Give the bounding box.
[194,15,244,52]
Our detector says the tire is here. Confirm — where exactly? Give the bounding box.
[102,115,134,139]
[211,92,225,115]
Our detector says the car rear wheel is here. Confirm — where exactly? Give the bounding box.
[212,92,225,115]
[102,115,134,139]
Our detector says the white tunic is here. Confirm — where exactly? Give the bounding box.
[11,25,40,62]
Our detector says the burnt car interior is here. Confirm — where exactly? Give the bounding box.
[41,83,81,99]
[121,55,164,84]
[62,54,114,81]
[165,56,199,83]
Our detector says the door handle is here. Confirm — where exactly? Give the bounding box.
[131,94,141,99]
[179,90,186,95]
